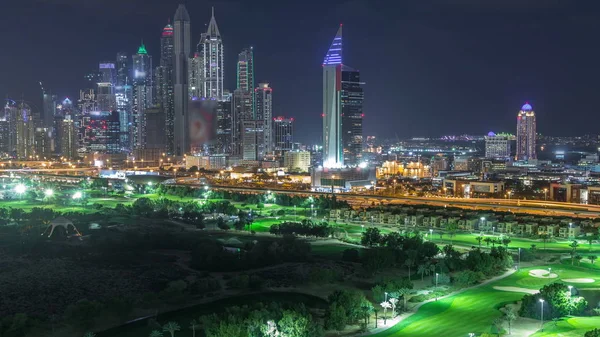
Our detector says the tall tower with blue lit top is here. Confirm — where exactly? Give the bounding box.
[516,102,536,160]
[322,25,344,168]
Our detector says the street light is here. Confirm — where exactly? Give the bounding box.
[539,299,545,331]
[14,184,26,198]
[543,188,548,201]
[371,180,376,195]
[435,273,439,300]
[568,285,573,316]
[480,217,485,231]
[429,228,433,239]
[518,247,521,270]
[72,191,82,200]
[44,189,54,197]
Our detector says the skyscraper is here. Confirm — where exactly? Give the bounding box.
[237,47,254,106]
[232,89,253,155]
[341,66,364,166]
[255,83,273,153]
[198,8,224,100]
[156,21,175,153]
[15,101,35,159]
[516,102,537,161]
[97,62,117,111]
[273,117,293,152]
[173,4,191,156]
[61,115,78,159]
[322,25,344,168]
[241,120,264,161]
[485,132,511,159]
[116,52,133,151]
[132,42,153,149]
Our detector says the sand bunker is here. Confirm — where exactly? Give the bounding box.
[562,278,595,283]
[529,269,558,279]
[494,286,539,294]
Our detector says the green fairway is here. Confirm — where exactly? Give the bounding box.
[429,232,600,253]
[372,265,600,337]
[530,317,600,336]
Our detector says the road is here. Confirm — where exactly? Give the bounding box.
[175,182,600,218]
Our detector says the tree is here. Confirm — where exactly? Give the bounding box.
[476,236,483,248]
[484,237,492,247]
[446,223,458,245]
[380,301,391,324]
[492,317,504,335]
[571,241,580,265]
[585,329,600,337]
[575,255,583,266]
[589,255,597,265]
[504,306,517,335]
[540,234,549,250]
[519,283,588,319]
[361,227,382,247]
[278,310,310,337]
[388,298,399,318]
[326,302,347,332]
[149,331,163,337]
[530,244,537,252]
[418,264,428,281]
[83,333,96,337]
[162,322,181,337]
[587,234,597,252]
[502,238,512,248]
[190,319,198,337]
[397,287,412,310]
[404,258,414,280]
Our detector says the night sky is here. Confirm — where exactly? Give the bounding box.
[1,0,600,143]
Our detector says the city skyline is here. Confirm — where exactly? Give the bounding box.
[2,1,600,143]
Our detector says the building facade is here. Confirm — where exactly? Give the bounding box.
[274,117,293,152]
[241,120,264,161]
[132,43,153,149]
[341,66,364,166]
[15,102,36,159]
[197,8,224,100]
[255,83,273,154]
[173,4,191,156]
[61,115,78,159]
[284,150,310,172]
[485,132,511,159]
[156,22,175,154]
[516,103,536,161]
[83,111,120,154]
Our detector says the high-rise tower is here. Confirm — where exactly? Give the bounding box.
[255,83,273,153]
[341,66,364,166]
[173,4,191,155]
[157,21,175,153]
[132,42,153,149]
[322,25,344,168]
[516,102,537,161]
[115,52,133,151]
[198,7,224,100]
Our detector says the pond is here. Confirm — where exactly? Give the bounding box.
[98,292,328,337]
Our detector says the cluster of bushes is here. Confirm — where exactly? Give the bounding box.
[325,290,373,332]
[198,301,324,337]
[520,283,588,319]
[269,221,334,238]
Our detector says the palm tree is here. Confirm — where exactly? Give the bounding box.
[484,237,492,247]
[588,234,597,252]
[397,288,412,310]
[429,263,437,278]
[505,306,517,335]
[162,322,181,337]
[388,298,399,318]
[589,255,597,265]
[189,319,198,337]
[570,241,579,265]
[540,234,549,250]
[149,331,163,337]
[502,238,511,248]
[405,258,414,280]
[83,333,96,337]
[476,236,483,248]
[418,264,427,281]
[575,255,583,266]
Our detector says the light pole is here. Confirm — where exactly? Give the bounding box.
[518,247,521,270]
[569,223,573,239]
[435,273,439,301]
[384,292,388,302]
[311,204,314,219]
[480,217,485,231]
[361,224,365,232]
[568,285,573,316]
[543,188,548,201]
[294,205,297,222]
[539,299,545,331]
[372,180,376,195]
[429,228,433,241]
[492,226,496,236]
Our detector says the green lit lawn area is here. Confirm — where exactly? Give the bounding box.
[372,265,600,337]
[429,233,600,253]
[530,317,600,337]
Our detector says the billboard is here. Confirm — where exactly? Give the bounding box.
[189,98,218,153]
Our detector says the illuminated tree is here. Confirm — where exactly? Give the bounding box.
[162,322,181,337]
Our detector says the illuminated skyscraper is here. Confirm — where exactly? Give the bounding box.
[15,101,35,159]
[173,4,191,155]
[97,62,117,111]
[341,67,364,166]
[132,42,153,149]
[273,117,293,152]
[198,7,224,100]
[231,48,255,156]
[516,103,537,161]
[322,25,344,168]
[255,83,273,153]
[116,52,133,150]
[237,47,254,106]
[156,21,175,153]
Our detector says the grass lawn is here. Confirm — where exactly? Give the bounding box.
[372,265,600,337]
[530,317,600,336]
[429,233,600,254]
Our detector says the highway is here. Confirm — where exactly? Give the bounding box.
[175,182,600,219]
